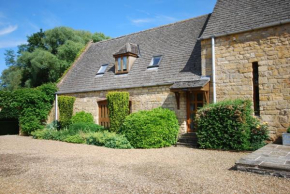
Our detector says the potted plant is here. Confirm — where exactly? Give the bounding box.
[282,126,290,146]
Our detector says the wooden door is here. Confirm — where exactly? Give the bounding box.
[187,92,204,132]
[98,101,110,128]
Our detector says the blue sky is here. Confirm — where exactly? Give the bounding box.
[0,0,216,74]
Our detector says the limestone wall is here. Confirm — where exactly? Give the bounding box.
[53,85,188,134]
[201,23,290,139]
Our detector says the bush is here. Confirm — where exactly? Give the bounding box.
[11,83,57,134]
[69,122,104,133]
[249,120,269,150]
[85,131,132,149]
[120,107,179,148]
[58,96,75,128]
[64,134,86,144]
[196,99,268,151]
[107,92,129,132]
[71,111,94,124]
[287,127,290,133]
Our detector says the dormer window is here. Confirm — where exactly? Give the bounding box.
[96,64,108,75]
[113,43,138,74]
[116,56,128,73]
[148,55,162,68]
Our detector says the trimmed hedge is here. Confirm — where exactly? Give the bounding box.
[58,96,75,128]
[71,111,94,124]
[196,99,268,151]
[107,92,129,132]
[121,107,179,148]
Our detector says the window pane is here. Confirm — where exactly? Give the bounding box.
[123,56,127,70]
[152,56,161,66]
[97,64,108,74]
[118,58,121,71]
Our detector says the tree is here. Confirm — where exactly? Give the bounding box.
[0,26,110,90]
[4,49,16,66]
[92,32,110,43]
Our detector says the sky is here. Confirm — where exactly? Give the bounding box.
[0,0,216,74]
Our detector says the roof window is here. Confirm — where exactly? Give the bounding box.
[148,56,162,68]
[96,64,108,75]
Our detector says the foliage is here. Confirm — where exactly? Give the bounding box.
[12,83,57,134]
[0,27,110,90]
[69,122,104,133]
[71,111,94,124]
[63,134,86,144]
[58,96,75,128]
[92,32,111,43]
[121,107,179,148]
[0,90,19,119]
[32,128,132,149]
[85,131,132,149]
[46,120,61,130]
[196,99,269,151]
[107,92,129,132]
[249,120,269,150]
[288,127,290,133]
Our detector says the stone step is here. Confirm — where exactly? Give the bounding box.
[175,142,198,148]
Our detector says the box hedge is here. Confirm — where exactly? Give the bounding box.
[58,96,75,128]
[120,107,179,148]
[71,111,94,124]
[106,92,129,132]
[196,99,268,151]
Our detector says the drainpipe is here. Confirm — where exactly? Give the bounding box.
[55,94,58,121]
[211,36,216,103]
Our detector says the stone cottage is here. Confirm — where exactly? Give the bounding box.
[55,0,290,140]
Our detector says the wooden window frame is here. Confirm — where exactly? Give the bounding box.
[115,55,129,74]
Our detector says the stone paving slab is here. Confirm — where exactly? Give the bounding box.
[235,144,290,178]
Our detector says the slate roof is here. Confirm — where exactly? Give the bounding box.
[170,80,209,90]
[58,14,210,94]
[201,0,290,39]
[113,43,138,56]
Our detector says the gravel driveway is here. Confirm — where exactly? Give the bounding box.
[0,135,289,194]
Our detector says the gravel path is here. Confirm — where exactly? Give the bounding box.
[0,135,289,194]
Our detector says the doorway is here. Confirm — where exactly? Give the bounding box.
[187,92,204,133]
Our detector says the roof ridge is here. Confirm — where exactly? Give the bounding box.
[93,14,210,45]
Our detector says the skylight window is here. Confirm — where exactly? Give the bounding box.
[96,64,108,75]
[148,56,162,68]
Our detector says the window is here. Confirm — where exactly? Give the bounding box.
[96,64,108,75]
[148,56,162,68]
[115,56,128,74]
[252,62,260,116]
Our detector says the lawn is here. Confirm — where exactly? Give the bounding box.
[0,135,289,194]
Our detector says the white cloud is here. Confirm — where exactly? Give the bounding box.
[131,18,153,25]
[130,15,178,26]
[0,25,18,36]
[0,40,27,48]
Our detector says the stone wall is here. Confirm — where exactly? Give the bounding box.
[50,85,188,134]
[201,23,290,139]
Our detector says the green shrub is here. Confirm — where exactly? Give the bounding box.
[69,122,104,133]
[11,83,57,134]
[64,134,85,144]
[107,92,129,132]
[85,131,132,149]
[0,91,19,119]
[120,107,179,148]
[287,126,290,133]
[58,96,75,128]
[247,116,269,150]
[196,99,268,151]
[71,111,94,124]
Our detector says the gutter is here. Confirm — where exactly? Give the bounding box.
[211,37,216,103]
[199,19,290,40]
[55,94,58,121]
[56,82,175,95]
